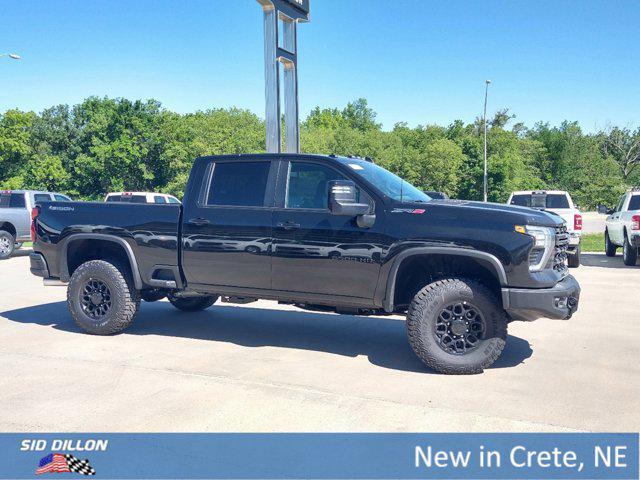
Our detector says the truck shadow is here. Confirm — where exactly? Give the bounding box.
[0,301,532,374]
[580,253,639,269]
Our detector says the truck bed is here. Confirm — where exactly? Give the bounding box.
[34,201,181,284]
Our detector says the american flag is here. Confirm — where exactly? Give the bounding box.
[36,453,96,476]
[36,454,70,475]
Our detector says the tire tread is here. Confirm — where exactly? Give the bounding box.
[406,278,507,375]
[67,260,140,335]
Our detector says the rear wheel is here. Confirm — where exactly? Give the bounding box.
[567,246,580,268]
[168,294,218,312]
[623,234,638,266]
[406,278,507,374]
[0,231,16,259]
[67,260,140,334]
[605,230,617,257]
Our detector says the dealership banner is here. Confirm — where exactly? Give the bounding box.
[2,433,638,479]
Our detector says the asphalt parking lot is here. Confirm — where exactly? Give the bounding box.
[0,250,638,432]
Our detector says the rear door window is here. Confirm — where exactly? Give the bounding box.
[206,161,271,207]
[154,196,167,204]
[54,194,71,202]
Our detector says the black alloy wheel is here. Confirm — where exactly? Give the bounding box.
[434,301,486,355]
[80,278,113,320]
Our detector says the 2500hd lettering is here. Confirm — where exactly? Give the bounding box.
[29,154,580,374]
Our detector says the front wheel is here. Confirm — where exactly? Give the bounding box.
[0,231,16,259]
[406,278,507,374]
[168,294,218,311]
[605,230,617,257]
[623,235,638,266]
[67,260,140,334]
[567,246,580,268]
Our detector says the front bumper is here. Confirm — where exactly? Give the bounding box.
[502,274,580,321]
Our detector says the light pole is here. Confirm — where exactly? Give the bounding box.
[483,79,491,202]
[0,53,21,60]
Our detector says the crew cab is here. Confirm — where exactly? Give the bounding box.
[105,192,181,204]
[0,190,71,259]
[604,188,640,266]
[508,190,582,267]
[29,154,580,374]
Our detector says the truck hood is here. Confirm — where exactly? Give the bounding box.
[403,199,565,227]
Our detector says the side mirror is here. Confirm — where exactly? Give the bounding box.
[328,180,370,217]
[597,204,614,215]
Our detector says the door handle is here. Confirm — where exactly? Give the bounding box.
[277,221,301,230]
[188,217,210,226]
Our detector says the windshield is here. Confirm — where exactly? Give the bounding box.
[337,158,431,202]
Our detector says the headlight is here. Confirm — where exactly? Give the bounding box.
[517,225,555,272]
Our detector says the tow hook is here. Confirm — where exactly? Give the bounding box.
[566,296,578,318]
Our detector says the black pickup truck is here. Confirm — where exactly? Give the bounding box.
[30,154,580,374]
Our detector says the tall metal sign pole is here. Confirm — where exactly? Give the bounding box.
[256,0,310,153]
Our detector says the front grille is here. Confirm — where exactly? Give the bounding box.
[554,225,569,275]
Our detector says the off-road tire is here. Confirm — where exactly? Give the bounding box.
[567,246,580,268]
[605,230,617,257]
[168,295,218,312]
[67,260,140,335]
[406,278,507,374]
[623,234,638,266]
[0,231,16,259]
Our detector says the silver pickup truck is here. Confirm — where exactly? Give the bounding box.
[0,190,72,259]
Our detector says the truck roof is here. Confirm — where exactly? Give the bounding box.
[510,190,570,196]
[106,192,175,196]
[194,153,364,164]
[1,189,53,195]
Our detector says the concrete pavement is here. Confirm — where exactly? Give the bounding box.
[0,250,638,432]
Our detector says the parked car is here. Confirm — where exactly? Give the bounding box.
[105,192,180,204]
[0,190,72,259]
[604,188,640,266]
[507,190,582,268]
[30,154,580,374]
[424,190,449,200]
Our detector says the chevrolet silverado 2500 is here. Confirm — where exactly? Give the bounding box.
[29,154,580,374]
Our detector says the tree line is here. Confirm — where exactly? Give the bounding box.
[1,96,638,208]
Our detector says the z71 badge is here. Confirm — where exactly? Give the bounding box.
[391,208,426,214]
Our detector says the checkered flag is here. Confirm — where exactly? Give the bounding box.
[65,454,96,476]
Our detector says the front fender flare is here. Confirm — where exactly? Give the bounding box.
[381,247,508,312]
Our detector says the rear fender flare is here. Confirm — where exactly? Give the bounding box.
[382,247,508,312]
[58,233,143,289]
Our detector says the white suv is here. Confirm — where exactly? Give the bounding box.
[507,190,582,268]
[604,188,640,266]
[104,192,180,204]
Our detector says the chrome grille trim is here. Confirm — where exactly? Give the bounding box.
[554,225,569,276]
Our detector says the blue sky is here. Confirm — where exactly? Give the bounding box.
[1,0,638,132]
